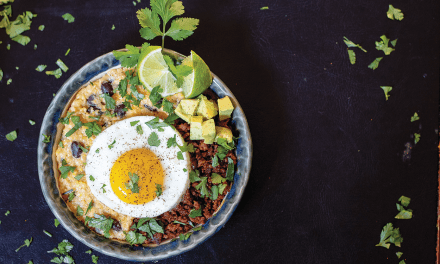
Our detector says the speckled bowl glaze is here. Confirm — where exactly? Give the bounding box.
[37,49,252,261]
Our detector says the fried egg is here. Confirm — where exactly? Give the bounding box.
[85,116,190,218]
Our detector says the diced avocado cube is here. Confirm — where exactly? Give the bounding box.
[215,126,233,143]
[180,99,200,116]
[196,95,218,120]
[190,116,204,140]
[202,119,216,144]
[218,96,234,121]
[174,104,191,123]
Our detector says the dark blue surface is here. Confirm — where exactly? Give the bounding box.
[0,0,439,263]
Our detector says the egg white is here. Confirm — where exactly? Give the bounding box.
[85,116,190,218]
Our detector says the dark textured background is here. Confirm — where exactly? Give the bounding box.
[0,0,439,263]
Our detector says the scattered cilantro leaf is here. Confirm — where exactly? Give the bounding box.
[192,226,203,231]
[89,175,95,181]
[68,191,75,202]
[177,151,184,160]
[77,205,84,216]
[195,177,209,198]
[375,35,395,55]
[34,44,37,50]
[85,201,93,215]
[113,45,140,68]
[189,170,201,183]
[226,157,235,181]
[347,50,356,64]
[398,196,411,207]
[11,34,30,45]
[54,219,60,227]
[395,210,412,219]
[178,142,195,153]
[212,155,219,167]
[189,208,202,218]
[29,120,35,125]
[65,48,71,56]
[59,112,73,125]
[79,144,89,153]
[391,39,398,47]
[414,133,420,144]
[85,250,92,254]
[380,86,392,101]
[108,140,116,149]
[399,260,406,264]
[100,184,106,193]
[62,13,75,23]
[211,185,218,200]
[47,239,73,255]
[84,122,102,138]
[387,5,404,21]
[149,85,163,107]
[92,255,99,264]
[74,174,84,181]
[5,210,10,216]
[396,252,403,259]
[15,237,33,252]
[65,116,82,137]
[50,257,63,264]
[59,141,64,149]
[125,231,146,245]
[163,55,193,87]
[87,214,114,238]
[7,78,11,85]
[155,183,162,196]
[101,93,116,110]
[343,36,367,52]
[136,125,143,135]
[410,113,419,122]
[368,57,383,70]
[43,230,53,237]
[60,163,75,179]
[38,25,44,31]
[43,133,51,143]
[218,183,227,195]
[145,116,168,131]
[46,68,62,79]
[130,120,140,126]
[167,134,177,148]
[56,59,69,72]
[179,233,192,241]
[148,132,160,146]
[211,173,226,184]
[6,130,17,141]
[375,223,403,249]
[162,99,174,114]
[164,113,179,125]
[137,218,152,228]
[173,220,186,225]
[260,6,269,10]
[125,172,140,193]
[148,219,164,233]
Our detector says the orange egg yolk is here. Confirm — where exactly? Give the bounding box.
[110,148,164,205]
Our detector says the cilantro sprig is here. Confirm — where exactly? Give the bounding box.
[376,223,403,249]
[136,0,199,48]
[87,214,114,238]
[125,172,140,193]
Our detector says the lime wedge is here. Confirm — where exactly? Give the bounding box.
[181,51,212,98]
[137,46,180,96]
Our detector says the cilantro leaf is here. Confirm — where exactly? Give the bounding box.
[59,112,73,125]
[87,214,114,238]
[11,34,30,45]
[74,174,84,181]
[44,230,52,237]
[6,130,17,141]
[387,5,404,21]
[83,122,102,138]
[15,237,32,252]
[0,68,2,82]
[164,113,179,125]
[47,239,73,255]
[260,6,269,10]
[38,24,44,30]
[149,85,163,107]
[77,205,84,216]
[135,125,143,135]
[178,142,195,153]
[226,157,235,181]
[210,185,218,200]
[5,210,10,216]
[165,17,199,41]
[29,120,35,125]
[68,191,75,202]
[343,37,367,52]
[117,78,128,97]
[149,219,164,233]
[113,45,140,68]
[410,112,419,122]
[179,233,192,241]
[189,208,202,218]
[368,57,383,70]
[62,13,75,23]
[91,255,99,264]
[177,151,184,160]
[136,7,162,40]
[375,223,394,249]
[56,59,69,72]
[108,140,116,149]
[89,175,95,181]
[414,133,420,144]
[167,134,177,148]
[218,183,227,195]
[111,24,115,30]
[145,117,168,131]
[46,68,62,79]
[162,99,174,114]
[398,196,411,207]
[195,177,209,198]
[125,231,146,245]
[6,78,12,85]
[155,183,162,197]
[35,64,47,72]
[380,86,392,101]
[163,55,193,87]
[347,50,355,64]
[375,35,395,55]
[65,116,83,137]
[189,170,201,183]
[101,93,116,110]
[130,120,140,126]
[60,163,75,179]
[125,172,140,193]
[395,210,412,219]
[391,39,398,47]
[50,257,63,264]
[54,219,60,227]
[211,173,226,184]
[212,155,219,167]
[42,133,51,143]
[85,250,92,254]
[85,201,93,215]
[148,132,160,146]
[65,48,71,56]
[396,252,403,259]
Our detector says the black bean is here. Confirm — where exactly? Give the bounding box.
[144,104,157,112]
[114,104,126,118]
[71,141,83,158]
[101,81,114,96]
[87,95,101,112]
[112,220,122,232]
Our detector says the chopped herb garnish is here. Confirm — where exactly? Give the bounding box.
[7,44,10,50]
[29,119,35,125]
[380,86,392,101]
[167,134,178,148]
[211,185,218,200]
[65,116,82,137]
[414,133,420,144]
[136,0,199,48]
[410,112,419,122]
[396,252,403,259]
[130,120,140,126]
[148,132,160,146]
[74,174,84,181]
[56,59,69,72]
[111,24,115,30]
[173,220,186,225]
[62,13,75,23]
[15,237,33,252]
[95,148,100,153]
[179,233,192,241]
[391,39,398,47]
[79,144,89,153]
[164,113,179,125]
[136,125,143,135]
[88,115,100,121]
[91,255,99,264]
[162,99,174,114]
[54,219,60,227]
[145,117,168,131]
[89,175,95,181]
[34,44,37,50]
[218,183,227,195]
[60,164,75,179]
[85,201,93,215]
[42,134,51,143]
[87,214,113,238]
[375,35,395,55]
[7,78,12,85]
[68,191,75,201]
[149,86,164,107]
[155,183,162,196]
[212,155,219,167]
[343,36,367,52]
[178,142,195,153]
[6,130,17,141]
[368,57,383,70]
[59,112,73,124]
[101,93,116,110]
[108,140,116,149]
[85,250,92,254]
[189,170,201,183]
[347,50,356,64]
[375,223,403,249]
[177,151,184,160]
[125,231,146,245]
[5,210,10,216]
[192,225,203,231]
[189,208,202,218]
[77,206,84,216]
[47,239,73,255]
[59,141,64,148]
[125,172,139,193]
[163,55,193,87]
[195,177,209,198]
[65,48,70,56]
[84,122,102,138]
[260,6,269,10]
[100,184,107,193]
[211,173,226,184]
[46,68,62,79]
[38,25,45,31]
[387,5,404,21]
[183,168,187,172]
[113,45,142,68]
[226,157,235,181]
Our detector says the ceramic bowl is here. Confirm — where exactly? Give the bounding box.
[37,49,252,261]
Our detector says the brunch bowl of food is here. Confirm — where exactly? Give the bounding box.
[37,45,252,260]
